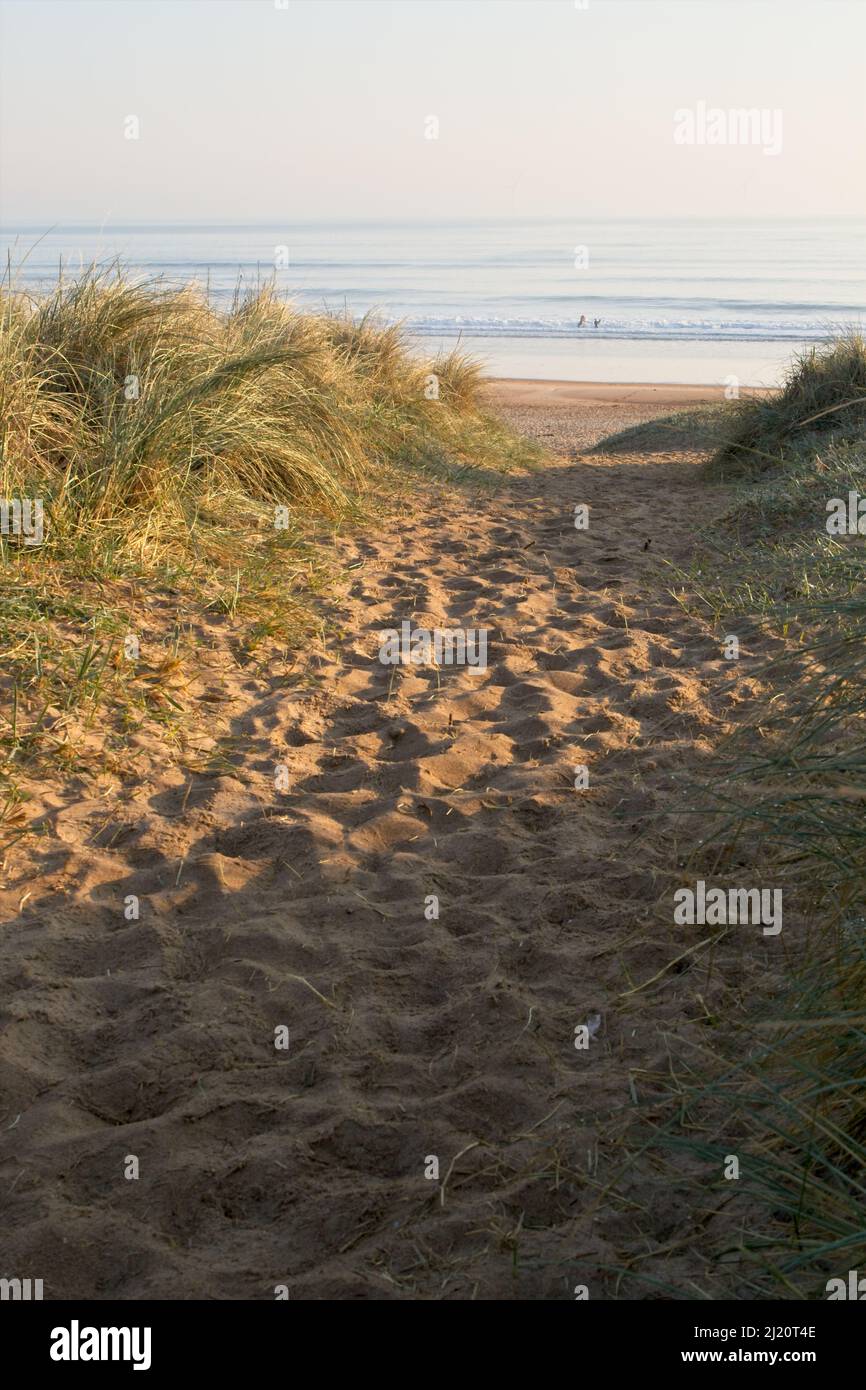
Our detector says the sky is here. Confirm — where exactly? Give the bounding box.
[1,0,864,225]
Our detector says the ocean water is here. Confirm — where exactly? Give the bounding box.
[2,218,863,386]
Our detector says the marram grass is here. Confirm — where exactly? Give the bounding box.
[0,265,537,793]
[713,331,866,477]
[633,335,866,1298]
[0,266,531,554]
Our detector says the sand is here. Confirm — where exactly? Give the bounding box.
[0,383,786,1299]
[485,378,733,406]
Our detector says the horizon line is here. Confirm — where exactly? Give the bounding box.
[2,213,864,232]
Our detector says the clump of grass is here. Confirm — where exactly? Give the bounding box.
[430,346,487,413]
[1,265,533,550]
[677,436,866,630]
[714,332,866,477]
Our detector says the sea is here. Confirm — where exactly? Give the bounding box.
[2,217,863,386]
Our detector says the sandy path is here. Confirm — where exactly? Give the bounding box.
[0,398,777,1299]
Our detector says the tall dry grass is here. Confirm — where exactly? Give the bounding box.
[638,336,866,1297]
[714,331,866,476]
[1,266,525,561]
[0,265,535,796]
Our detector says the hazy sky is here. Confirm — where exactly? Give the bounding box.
[1,0,864,224]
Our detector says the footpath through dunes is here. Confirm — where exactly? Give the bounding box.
[1,389,778,1299]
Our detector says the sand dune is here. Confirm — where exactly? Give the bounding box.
[0,390,784,1298]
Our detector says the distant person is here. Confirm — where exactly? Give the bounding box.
[593,317,601,328]
[578,314,587,328]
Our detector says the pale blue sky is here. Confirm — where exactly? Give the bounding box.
[1,0,863,223]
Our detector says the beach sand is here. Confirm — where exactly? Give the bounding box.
[486,378,731,406]
[0,385,787,1299]
[482,377,770,455]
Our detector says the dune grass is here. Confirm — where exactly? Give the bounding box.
[0,265,537,804]
[713,332,866,478]
[1,267,529,546]
[637,336,866,1298]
